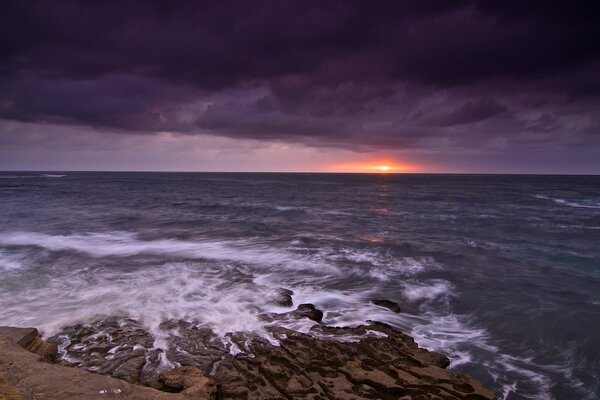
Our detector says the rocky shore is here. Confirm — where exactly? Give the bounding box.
[0,302,496,400]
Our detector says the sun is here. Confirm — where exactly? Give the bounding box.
[370,164,399,173]
[375,165,392,172]
[327,160,413,173]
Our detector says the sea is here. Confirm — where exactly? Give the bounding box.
[0,172,599,399]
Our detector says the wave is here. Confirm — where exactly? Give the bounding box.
[0,173,65,179]
[0,260,293,347]
[402,280,453,302]
[535,194,600,209]
[0,174,37,179]
[0,231,340,275]
[0,232,451,346]
[0,231,438,285]
[557,224,600,230]
[405,299,594,400]
[0,230,593,399]
[312,246,436,281]
[0,249,25,271]
[411,312,591,400]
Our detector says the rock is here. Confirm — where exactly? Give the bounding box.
[25,336,59,361]
[291,303,323,322]
[48,317,156,384]
[163,321,229,371]
[160,366,217,397]
[0,326,58,361]
[428,351,451,369]
[371,299,402,313]
[0,327,39,348]
[0,372,25,400]
[206,323,496,400]
[268,288,294,307]
[0,335,204,399]
[111,356,146,382]
[36,314,496,400]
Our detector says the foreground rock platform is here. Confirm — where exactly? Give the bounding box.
[45,311,495,399]
[0,326,58,361]
[0,305,496,399]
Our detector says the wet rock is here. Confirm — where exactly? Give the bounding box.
[205,323,495,400]
[111,356,147,382]
[428,351,451,369]
[48,317,156,383]
[371,299,402,313]
[291,303,323,322]
[160,366,217,397]
[162,320,229,371]
[26,336,58,361]
[44,315,495,400]
[0,326,58,361]
[268,288,294,307]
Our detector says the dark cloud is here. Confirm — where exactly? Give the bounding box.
[0,74,200,131]
[0,0,599,166]
[426,99,508,127]
[2,1,597,87]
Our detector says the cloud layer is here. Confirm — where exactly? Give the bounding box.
[1,1,599,172]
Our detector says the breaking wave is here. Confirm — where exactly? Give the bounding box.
[535,194,600,209]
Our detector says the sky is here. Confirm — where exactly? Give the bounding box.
[0,1,599,173]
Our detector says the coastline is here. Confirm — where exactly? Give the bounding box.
[0,305,496,400]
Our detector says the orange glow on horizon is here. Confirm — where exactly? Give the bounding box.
[327,161,414,173]
[373,165,393,173]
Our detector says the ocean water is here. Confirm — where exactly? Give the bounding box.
[0,172,599,399]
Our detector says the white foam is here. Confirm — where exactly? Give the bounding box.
[0,261,289,343]
[274,205,297,211]
[318,246,433,280]
[0,231,340,275]
[0,250,25,271]
[409,310,596,400]
[402,280,453,302]
[0,175,37,179]
[0,229,593,399]
[535,194,600,209]
[558,224,600,230]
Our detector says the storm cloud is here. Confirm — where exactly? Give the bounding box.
[0,0,599,171]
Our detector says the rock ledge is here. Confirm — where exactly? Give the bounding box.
[1,318,496,400]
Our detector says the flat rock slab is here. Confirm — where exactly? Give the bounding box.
[0,326,39,348]
[0,326,58,361]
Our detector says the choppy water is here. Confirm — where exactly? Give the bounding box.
[0,172,599,399]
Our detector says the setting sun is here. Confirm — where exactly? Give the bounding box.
[374,165,392,172]
[327,161,413,173]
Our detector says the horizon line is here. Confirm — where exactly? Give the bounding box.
[1,170,599,177]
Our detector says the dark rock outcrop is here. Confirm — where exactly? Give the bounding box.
[48,317,160,385]
[268,288,294,307]
[45,314,495,400]
[290,303,324,322]
[0,301,496,400]
[371,299,402,313]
